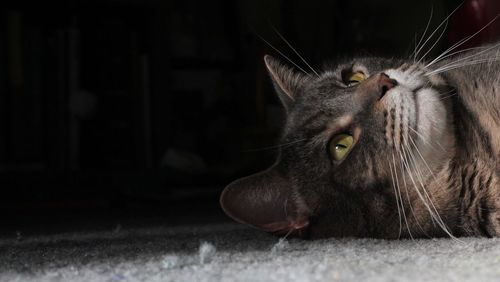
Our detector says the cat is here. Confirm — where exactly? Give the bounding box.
[219,40,500,239]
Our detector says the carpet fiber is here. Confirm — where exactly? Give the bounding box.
[1,223,500,282]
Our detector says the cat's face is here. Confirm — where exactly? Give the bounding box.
[220,55,455,238]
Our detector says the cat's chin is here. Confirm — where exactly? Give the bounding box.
[413,86,455,166]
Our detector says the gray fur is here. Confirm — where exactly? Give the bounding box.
[220,43,500,239]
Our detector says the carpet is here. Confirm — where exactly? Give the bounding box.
[1,223,500,282]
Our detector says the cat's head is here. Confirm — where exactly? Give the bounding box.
[220,55,455,238]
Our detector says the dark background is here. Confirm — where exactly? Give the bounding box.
[0,0,498,236]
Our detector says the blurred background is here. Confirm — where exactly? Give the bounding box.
[0,0,498,236]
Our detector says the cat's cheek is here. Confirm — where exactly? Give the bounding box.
[415,88,449,150]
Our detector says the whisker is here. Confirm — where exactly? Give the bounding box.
[406,136,463,242]
[404,141,441,230]
[426,14,500,67]
[388,159,403,238]
[400,140,445,229]
[393,153,414,239]
[407,136,441,186]
[396,145,430,238]
[426,56,500,75]
[426,43,500,75]
[429,46,488,68]
[405,142,443,231]
[408,33,418,62]
[401,148,433,239]
[399,143,440,228]
[436,88,456,97]
[427,37,472,66]
[412,6,434,61]
[242,138,308,152]
[403,140,439,224]
[282,228,294,240]
[283,198,289,218]
[417,19,448,64]
[271,26,320,77]
[414,3,463,62]
[439,93,457,100]
[254,33,311,75]
[408,126,446,152]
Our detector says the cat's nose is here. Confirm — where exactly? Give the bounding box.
[356,72,398,103]
[378,73,398,98]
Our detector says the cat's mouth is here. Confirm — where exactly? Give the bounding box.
[385,65,427,92]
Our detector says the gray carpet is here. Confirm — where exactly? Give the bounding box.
[1,223,500,282]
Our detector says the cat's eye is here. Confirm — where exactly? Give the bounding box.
[346,72,366,86]
[329,134,354,161]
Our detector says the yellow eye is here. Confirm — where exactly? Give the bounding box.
[347,72,366,86]
[329,134,354,161]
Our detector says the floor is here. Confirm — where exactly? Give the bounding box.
[2,222,500,282]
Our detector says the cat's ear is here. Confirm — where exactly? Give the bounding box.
[264,55,310,110]
[220,166,309,236]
